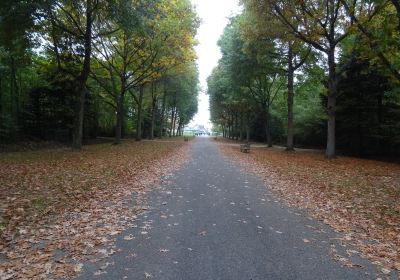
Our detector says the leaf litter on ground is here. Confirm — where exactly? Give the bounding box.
[0,139,190,279]
[219,141,399,277]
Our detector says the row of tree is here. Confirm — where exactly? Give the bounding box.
[208,0,400,158]
[0,0,199,148]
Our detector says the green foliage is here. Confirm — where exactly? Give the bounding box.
[0,0,199,144]
[337,57,400,156]
[209,1,400,157]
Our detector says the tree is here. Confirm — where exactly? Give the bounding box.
[43,0,103,149]
[263,0,359,158]
[239,4,311,150]
[219,17,285,145]
[90,0,156,144]
[0,0,42,141]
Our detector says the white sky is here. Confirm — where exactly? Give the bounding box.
[189,0,241,129]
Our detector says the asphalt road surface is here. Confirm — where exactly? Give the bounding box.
[78,137,381,280]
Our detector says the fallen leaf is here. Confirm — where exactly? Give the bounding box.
[123,235,135,240]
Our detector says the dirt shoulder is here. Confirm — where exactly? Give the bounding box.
[0,139,191,279]
[218,140,400,277]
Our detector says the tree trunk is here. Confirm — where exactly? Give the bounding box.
[326,48,337,159]
[150,83,156,140]
[266,107,272,147]
[286,44,295,151]
[170,108,175,137]
[10,57,19,131]
[159,82,167,138]
[234,113,239,140]
[239,113,244,141]
[176,124,180,136]
[72,0,93,149]
[150,103,156,140]
[172,111,177,137]
[0,75,2,115]
[136,85,144,141]
[114,93,124,144]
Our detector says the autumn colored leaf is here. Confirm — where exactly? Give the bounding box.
[219,141,400,274]
[0,140,190,279]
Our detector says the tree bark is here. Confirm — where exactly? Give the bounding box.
[159,81,167,138]
[266,107,272,147]
[239,113,244,141]
[10,57,19,129]
[286,44,295,151]
[0,75,2,115]
[72,0,94,149]
[136,85,144,141]
[150,83,156,140]
[261,102,272,146]
[326,48,337,159]
[170,107,175,137]
[150,103,156,139]
[234,113,239,140]
[114,92,124,144]
[172,111,177,137]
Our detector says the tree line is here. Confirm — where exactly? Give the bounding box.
[208,0,400,158]
[0,0,199,148]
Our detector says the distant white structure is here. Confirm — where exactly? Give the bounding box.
[184,124,210,136]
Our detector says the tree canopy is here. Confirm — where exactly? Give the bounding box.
[0,0,200,145]
[209,1,400,158]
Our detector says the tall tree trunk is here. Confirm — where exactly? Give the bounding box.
[159,82,167,138]
[0,75,2,116]
[326,47,337,159]
[150,103,156,140]
[136,85,144,141]
[170,107,175,137]
[266,106,272,147]
[150,83,156,140]
[172,111,177,137]
[177,118,180,136]
[240,113,244,141]
[114,92,124,144]
[72,0,93,149]
[286,44,295,151]
[234,113,239,140]
[10,57,19,127]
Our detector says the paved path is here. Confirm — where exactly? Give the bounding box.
[78,137,380,280]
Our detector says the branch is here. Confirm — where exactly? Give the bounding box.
[293,47,312,70]
[273,4,328,53]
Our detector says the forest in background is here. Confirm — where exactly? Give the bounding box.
[208,0,400,159]
[0,0,199,149]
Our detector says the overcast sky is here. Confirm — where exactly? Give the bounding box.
[189,0,241,129]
